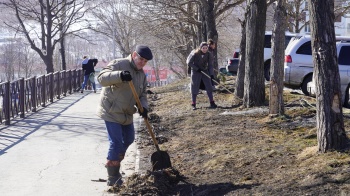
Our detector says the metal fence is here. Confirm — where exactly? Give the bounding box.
[0,69,83,125]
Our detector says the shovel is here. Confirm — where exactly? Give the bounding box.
[128,81,172,171]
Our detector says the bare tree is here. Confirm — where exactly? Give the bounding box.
[235,12,247,99]
[59,0,67,70]
[1,0,90,73]
[285,0,349,33]
[90,0,138,59]
[308,0,348,152]
[243,0,267,107]
[134,0,244,77]
[285,0,308,33]
[0,42,16,81]
[0,38,42,81]
[269,0,286,115]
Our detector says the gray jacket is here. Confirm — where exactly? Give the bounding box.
[188,51,213,75]
[187,51,214,94]
[96,55,148,125]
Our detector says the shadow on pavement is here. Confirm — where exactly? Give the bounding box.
[0,94,88,155]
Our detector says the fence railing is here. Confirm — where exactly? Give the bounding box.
[0,69,83,125]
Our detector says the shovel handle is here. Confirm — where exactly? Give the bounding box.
[128,81,160,151]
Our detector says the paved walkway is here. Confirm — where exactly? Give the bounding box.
[0,91,140,196]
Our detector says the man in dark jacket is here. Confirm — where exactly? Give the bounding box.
[81,56,98,93]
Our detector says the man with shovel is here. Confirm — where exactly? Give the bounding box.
[96,45,152,186]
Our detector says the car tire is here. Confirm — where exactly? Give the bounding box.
[344,85,350,108]
[264,62,271,81]
[301,74,313,96]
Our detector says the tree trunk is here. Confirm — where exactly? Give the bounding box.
[60,37,67,70]
[309,0,348,152]
[43,55,54,74]
[243,0,267,107]
[269,0,286,115]
[197,6,204,44]
[45,10,54,74]
[60,0,67,70]
[205,0,219,76]
[235,17,247,99]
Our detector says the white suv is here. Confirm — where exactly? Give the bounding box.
[284,35,350,95]
[233,31,296,80]
[307,41,350,107]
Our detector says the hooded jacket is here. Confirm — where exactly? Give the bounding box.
[96,55,148,125]
[82,58,98,76]
[188,51,213,75]
[187,50,214,94]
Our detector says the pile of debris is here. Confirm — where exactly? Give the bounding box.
[108,168,187,195]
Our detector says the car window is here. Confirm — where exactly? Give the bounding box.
[285,37,299,51]
[285,36,294,49]
[296,41,312,55]
[264,35,272,48]
[266,34,296,49]
[338,46,350,65]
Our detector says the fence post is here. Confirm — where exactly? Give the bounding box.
[72,70,76,91]
[42,75,46,107]
[62,70,67,97]
[31,76,37,112]
[78,69,82,89]
[50,73,54,103]
[4,82,10,125]
[19,78,25,118]
[63,71,67,97]
[56,72,61,99]
[68,70,72,94]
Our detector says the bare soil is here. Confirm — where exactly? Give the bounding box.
[113,76,350,196]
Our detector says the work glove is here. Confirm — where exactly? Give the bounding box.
[197,68,203,73]
[120,71,132,81]
[138,107,148,118]
[210,75,214,80]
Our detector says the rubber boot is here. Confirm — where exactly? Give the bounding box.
[191,103,196,110]
[210,101,217,108]
[106,166,123,186]
[118,154,125,176]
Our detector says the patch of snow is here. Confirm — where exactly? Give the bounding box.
[220,108,268,115]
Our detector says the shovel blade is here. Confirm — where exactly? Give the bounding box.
[151,150,172,171]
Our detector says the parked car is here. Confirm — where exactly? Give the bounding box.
[226,58,239,75]
[307,41,350,107]
[232,31,297,80]
[232,49,240,59]
[219,66,233,76]
[284,35,350,95]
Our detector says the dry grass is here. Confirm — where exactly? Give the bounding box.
[134,76,350,195]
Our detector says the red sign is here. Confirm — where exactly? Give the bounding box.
[158,70,167,81]
[145,69,168,82]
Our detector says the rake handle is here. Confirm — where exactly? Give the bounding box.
[128,81,160,151]
[201,71,234,94]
